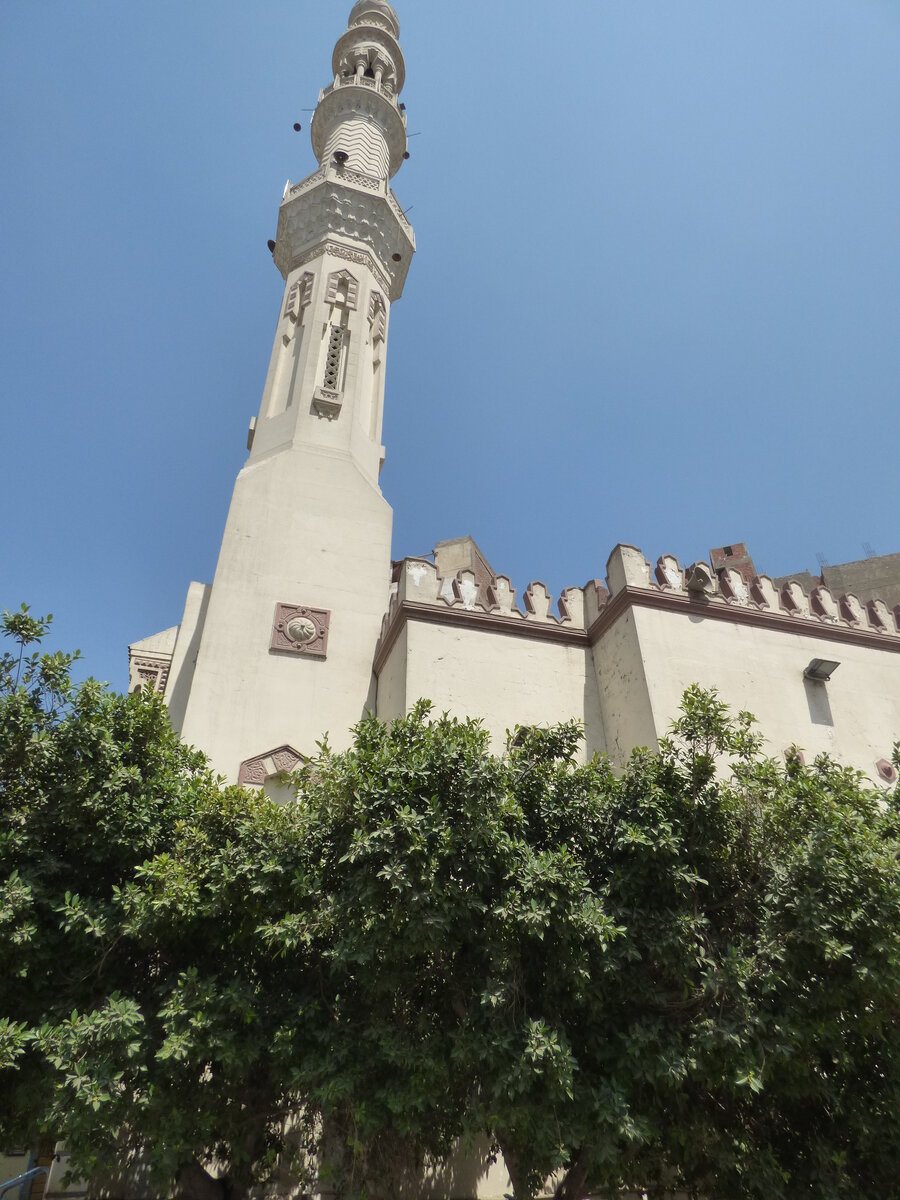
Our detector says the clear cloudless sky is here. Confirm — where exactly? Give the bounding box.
[2,0,899,691]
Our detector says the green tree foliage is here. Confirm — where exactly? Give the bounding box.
[0,609,314,1200]
[3,610,900,1200]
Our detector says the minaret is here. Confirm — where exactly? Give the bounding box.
[164,1,414,783]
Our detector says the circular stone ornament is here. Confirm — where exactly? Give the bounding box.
[287,615,318,644]
[271,602,331,660]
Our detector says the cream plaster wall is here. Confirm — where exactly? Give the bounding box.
[372,591,900,783]
[128,628,178,658]
[45,1153,85,1199]
[0,1151,29,1190]
[374,619,407,723]
[589,607,657,765]
[377,619,606,758]
[632,605,900,778]
[178,444,392,779]
[165,581,211,733]
[420,1142,513,1200]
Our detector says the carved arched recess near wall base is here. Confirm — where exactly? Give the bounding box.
[238,745,305,787]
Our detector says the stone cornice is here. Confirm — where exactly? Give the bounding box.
[289,237,393,297]
[373,548,900,681]
[276,174,414,299]
[373,599,588,676]
[586,585,900,654]
[374,575,900,679]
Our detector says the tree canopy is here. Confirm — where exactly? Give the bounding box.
[3,608,900,1200]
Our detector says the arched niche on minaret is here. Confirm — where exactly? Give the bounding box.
[267,270,315,418]
[325,268,360,310]
[359,289,388,440]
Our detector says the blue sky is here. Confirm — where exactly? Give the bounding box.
[3,0,899,690]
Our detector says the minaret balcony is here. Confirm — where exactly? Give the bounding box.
[319,76,407,123]
[274,163,415,300]
[332,22,406,95]
[311,80,408,180]
[283,164,412,237]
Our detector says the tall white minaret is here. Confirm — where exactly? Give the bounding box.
[165,1,414,783]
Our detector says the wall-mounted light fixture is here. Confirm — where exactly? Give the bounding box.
[804,658,840,682]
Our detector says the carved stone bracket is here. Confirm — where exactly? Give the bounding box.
[312,387,343,419]
[270,603,331,659]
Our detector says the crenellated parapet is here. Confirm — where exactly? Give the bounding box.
[374,544,900,675]
[373,557,591,673]
[389,556,588,627]
[597,544,900,651]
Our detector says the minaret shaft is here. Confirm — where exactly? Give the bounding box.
[168,2,413,783]
[250,252,392,481]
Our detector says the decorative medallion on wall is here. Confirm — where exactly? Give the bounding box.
[238,744,305,787]
[270,603,331,659]
[876,758,898,784]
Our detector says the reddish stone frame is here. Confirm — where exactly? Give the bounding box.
[238,745,305,787]
[270,603,331,659]
[876,758,898,784]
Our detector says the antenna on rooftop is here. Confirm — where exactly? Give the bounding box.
[816,552,829,572]
[864,542,878,559]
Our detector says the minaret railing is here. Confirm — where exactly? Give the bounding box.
[283,166,413,234]
[319,76,406,115]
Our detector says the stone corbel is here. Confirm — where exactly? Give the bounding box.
[312,387,343,419]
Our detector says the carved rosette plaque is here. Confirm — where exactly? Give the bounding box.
[270,603,330,659]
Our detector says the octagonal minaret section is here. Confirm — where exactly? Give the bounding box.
[249,0,415,477]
